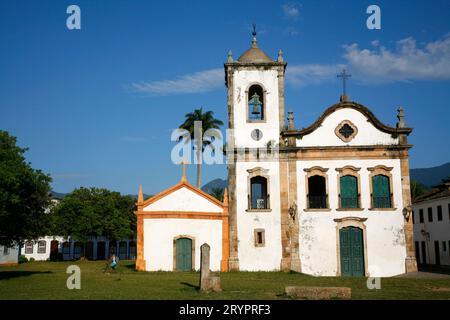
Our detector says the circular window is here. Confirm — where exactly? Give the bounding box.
[251,129,263,141]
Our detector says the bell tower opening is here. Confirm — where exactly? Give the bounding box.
[248,85,264,121]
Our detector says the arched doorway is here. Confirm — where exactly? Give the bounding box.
[175,237,193,271]
[85,241,94,260]
[50,240,59,261]
[97,241,106,260]
[339,227,365,276]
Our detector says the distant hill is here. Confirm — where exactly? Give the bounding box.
[201,178,227,194]
[410,162,450,188]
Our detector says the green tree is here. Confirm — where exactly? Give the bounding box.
[50,187,136,243]
[410,179,428,200]
[208,187,224,202]
[179,108,223,188]
[0,131,52,247]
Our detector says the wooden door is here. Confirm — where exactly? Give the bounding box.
[340,227,365,276]
[176,238,192,271]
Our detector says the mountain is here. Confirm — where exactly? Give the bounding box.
[410,162,450,188]
[201,178,227,194]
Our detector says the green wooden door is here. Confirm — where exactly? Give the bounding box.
[340,175,358,208]
[372,175,391,208]
[176,238,192,271]
[340,227,365,276]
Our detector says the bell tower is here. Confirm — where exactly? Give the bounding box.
[224,29,287,271]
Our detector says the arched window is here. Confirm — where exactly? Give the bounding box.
[25,241,33,254]
[250,176,268,209]
[340,175,359,208]
[37,240,46,254]
[372,174,391,208]
[308,175,327,209]
[248,85,264,121]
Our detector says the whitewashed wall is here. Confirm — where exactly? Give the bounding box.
[232,69,280,148]
[143,218,223,271]
[413,196,450,266]
[235,161,282,271]
[296,108,399,147]
[297,159,407,277]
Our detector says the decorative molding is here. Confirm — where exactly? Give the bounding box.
[335,120,358,143]
[367,165,394,172]
[247,167,270,175]
[333,217,368,223]
[335,165,361,172]
[303,166,329,173]
[281,100,413,138]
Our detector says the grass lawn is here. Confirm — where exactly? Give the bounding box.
[1,260,450,300]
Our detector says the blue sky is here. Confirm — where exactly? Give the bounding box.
[0,0,449,195]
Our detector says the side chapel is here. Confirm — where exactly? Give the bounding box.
[135,30,417,277]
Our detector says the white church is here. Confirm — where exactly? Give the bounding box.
[135,31,418,277]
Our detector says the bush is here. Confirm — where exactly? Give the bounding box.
[29,257,35,262]
[18,255,28,263]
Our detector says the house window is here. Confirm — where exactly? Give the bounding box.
[443,241,447,252]
[428,207,433,222]
[339,175,359,208]
[372,174,392,208]
[250,176,269,209]
[247,85,264,121]
[437,205,443,221]
[3,246,9,255]
[254,229,265,247]
[419,209,424,223]
[25,241,33,254]
[308,175,328,208]
[38,241,46,254]
[412,210,415,224]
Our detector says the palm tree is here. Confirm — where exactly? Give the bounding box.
[179,108,224,188]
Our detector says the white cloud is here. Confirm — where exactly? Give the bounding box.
[127,34,450,95]
[282,3,301,19]
[286,64,345,86]
[343,34,450,83]
[130,68,223,95]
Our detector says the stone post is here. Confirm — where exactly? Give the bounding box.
[199,243,221,292]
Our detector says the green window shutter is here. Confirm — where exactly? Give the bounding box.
[372,175,391,208]
[340,175,358,208]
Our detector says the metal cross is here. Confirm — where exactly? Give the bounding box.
[337,69,351,96]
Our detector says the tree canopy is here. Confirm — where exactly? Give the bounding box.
[0,130,52,246]
[49,187,136,242]
[410,179,429,201]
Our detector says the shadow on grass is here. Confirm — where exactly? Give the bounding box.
[181,282,199,290]
[0,271,52,280]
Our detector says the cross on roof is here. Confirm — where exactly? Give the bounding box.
[337,69,351,97]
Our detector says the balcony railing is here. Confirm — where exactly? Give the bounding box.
[248,194,270,210]
[340,195,360,209]
[308,195,328,209]
[372,195,392,208]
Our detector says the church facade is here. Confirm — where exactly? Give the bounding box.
[136,32,418,277]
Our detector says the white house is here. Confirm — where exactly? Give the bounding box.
[136,31,417,277]
[413,180,450,267]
